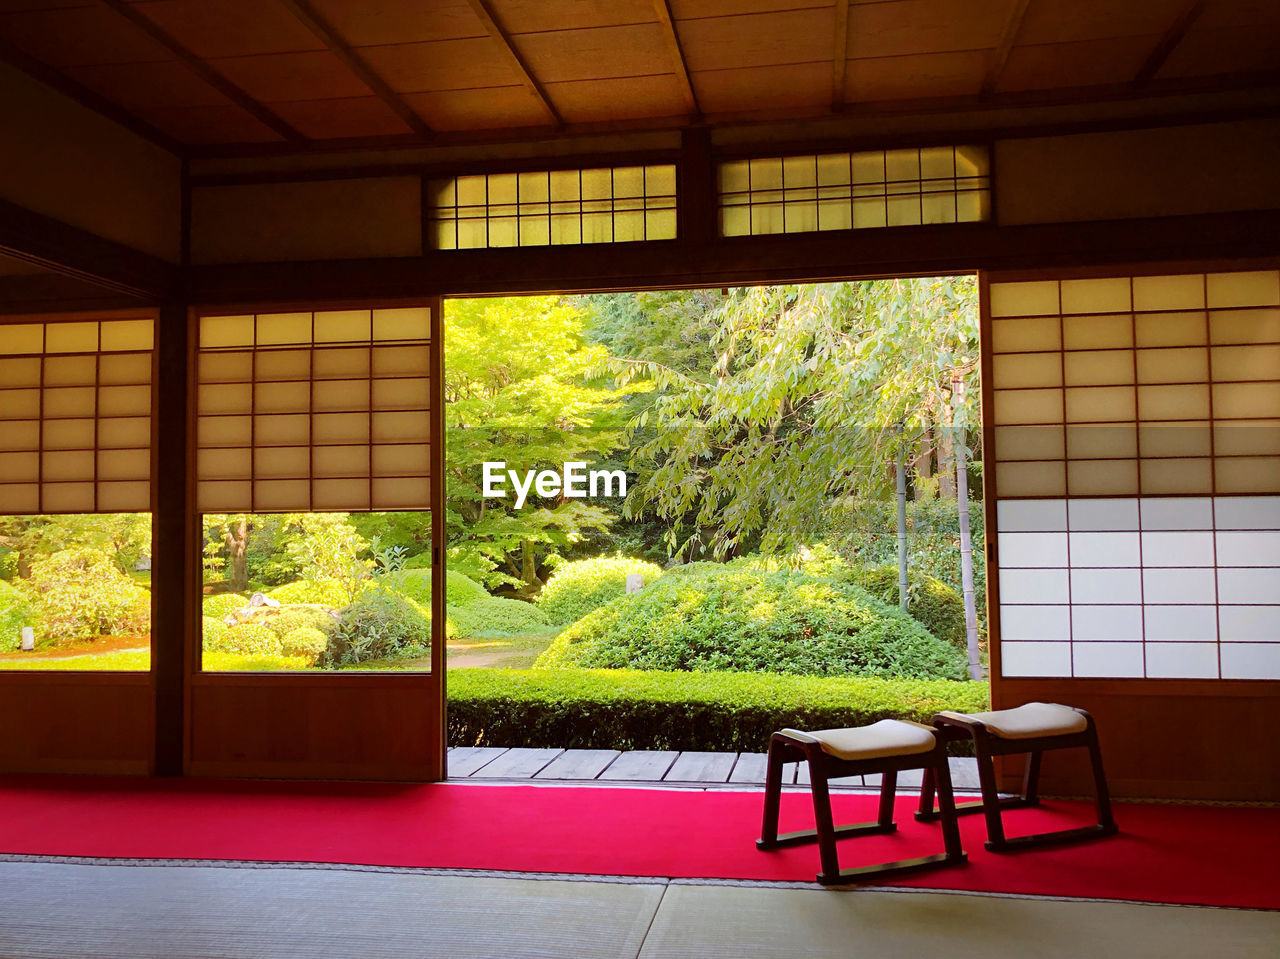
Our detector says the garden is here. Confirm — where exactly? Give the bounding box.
[0,280,992,750]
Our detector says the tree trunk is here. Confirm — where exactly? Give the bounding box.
[895,438,909,612]
[912,424,934,500]
[225,517,249,593]
[937,423,957,500]
[518,538,543,598]
[952,377,982,680]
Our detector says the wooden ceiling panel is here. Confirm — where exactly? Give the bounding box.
[669,0,830,17]
[306,0,485,46]
[0,5,173,66]
[400,86,549,131]
[0,1,92,10]
[694,60,829,113]
[132,103,284,143]
[546,73,687,123]
[998,36,1160,92]
[1017,0,1190,45]
[1196,0,1280,29]
[359,38,523,92]
[61,59,233,108]
[846,49,988,103]
[678,8,833,71]
[1157,25,1280,78]
[268,96,415,139]
[848,0,1015,60]
[124,0,323,59]
[493,0,655,33]
[514,23,672,83]
[211,50,373,102]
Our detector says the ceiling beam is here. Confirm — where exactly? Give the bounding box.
[652,0,699,118]
[981,0,1032,98]
[1134,0,1207,89]
[832,0,850,112]
[97,0,306,143]
[276,0,433,138]
[464,0,562,126]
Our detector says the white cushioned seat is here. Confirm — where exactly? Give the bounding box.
[938,702,1087,740]
[782,719,937,761]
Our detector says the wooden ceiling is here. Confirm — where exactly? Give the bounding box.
[1,0,1277,152]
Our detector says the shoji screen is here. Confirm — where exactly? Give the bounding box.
[988,269,1280,680]
[0,315,154,513]
[196,307,432,512]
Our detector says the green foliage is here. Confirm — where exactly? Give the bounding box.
[201,617,230,646]
[0,650,310,671]
[267,580,354,608]
[0,579,33,649]
[205,622,282,657]
[201,593,248,619]
[320,588,430,668]
[379,568,489,609]
[538,568,967,680]
[536,555,664,625]
[0,513,152,578]
[24,547,150,645]
[280,626,329,664]
[450,596,552,638]
[838,565,967,650]
[282,513,374,603]
[449,668,988,752]
[264,605,333,638]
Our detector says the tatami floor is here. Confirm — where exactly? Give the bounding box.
[0,859,1275,959]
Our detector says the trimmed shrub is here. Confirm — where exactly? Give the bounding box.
[450,596,552,638]
[264,605,333,638]
[321,588,430,667]
[206,623,282,656]
[202,593,248,619]
[201,616,230,647]
[536,555,664,626]
[268,579,363,608]
[449,668,988,753]
[838,565,967,650]
[538,569,967,680]
[0,579,33,650]
[280,626,329,664]
[379,568,489,609]
[24,548,150,645]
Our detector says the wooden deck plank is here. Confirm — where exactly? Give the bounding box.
[468,747,563,778]
[447,746,509,777]
[727,752,768,783]
[596,750,679,781]
[664,751,738,783]
[534,749,622,780]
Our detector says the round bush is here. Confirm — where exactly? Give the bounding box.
[201,616,230,647]
[206,622,282,656]
[451,596,552,638]
[321,588,431,667]
[265,605,333,637]
[268,579,361,608]
[536,555,663,625]
[0,580,33,650]
[537,568,967,681]
[202,593,248,619]
[24,548,150,645]
[838,565,967,650]
[280,626,329,664]
[379,569,488,609]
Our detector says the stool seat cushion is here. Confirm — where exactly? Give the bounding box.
[939,702,1087,739]
[783,719,936,761]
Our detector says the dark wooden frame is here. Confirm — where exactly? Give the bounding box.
[757,728,967,885]
[915,708,1117,853]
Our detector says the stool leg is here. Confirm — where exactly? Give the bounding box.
[1087,726,1117,833]
[758,736,787,848]
[916,765,937,820]
[932,755,966,863]
[809,762,842,882]
[1021,750,1042,805]
[877,769,898,828]
[975,747,1007,850]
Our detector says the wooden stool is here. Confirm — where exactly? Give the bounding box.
[915,702,1117,852]
[757,719,967,885]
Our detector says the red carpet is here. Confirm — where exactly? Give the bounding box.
[1,776,1276,909]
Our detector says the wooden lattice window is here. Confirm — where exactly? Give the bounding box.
[719,145,990,237]
[196,307,433,512]
[0,314,154,513]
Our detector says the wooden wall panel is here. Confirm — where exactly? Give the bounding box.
[186,676,441,780]
[0,675,153,774]
[0,61,181,263]
[996,119,1280,226]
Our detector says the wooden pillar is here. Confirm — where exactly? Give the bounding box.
[152,299,189,775]
[678,127,715,246]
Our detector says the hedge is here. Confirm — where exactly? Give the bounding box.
[447,667,988,754]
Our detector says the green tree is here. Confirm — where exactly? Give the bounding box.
[0,513,151,579]
[445,296,634,596]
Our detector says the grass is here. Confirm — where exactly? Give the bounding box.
[0,649,310,671]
